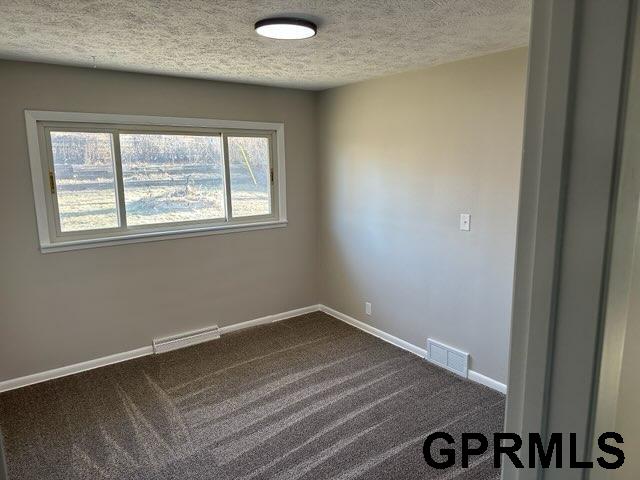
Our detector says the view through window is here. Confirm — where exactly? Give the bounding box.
[43,124,278,243]
[119,133,226,226]
[50,131,120,232]
[228,136,271,217]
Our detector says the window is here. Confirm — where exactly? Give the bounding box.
[50,131,120,232]
[26,112,287,252]
[227,136,272,217]
[119,133,226,226]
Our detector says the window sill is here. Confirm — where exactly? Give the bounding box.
[39,220,288,253]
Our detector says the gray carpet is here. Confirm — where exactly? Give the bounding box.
[0,312,504,479]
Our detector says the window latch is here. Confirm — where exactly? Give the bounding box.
[270,168,274,184]
[48,171,56,194]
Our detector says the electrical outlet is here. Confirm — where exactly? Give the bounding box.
[365,302,372,315]
[460,213,471,231]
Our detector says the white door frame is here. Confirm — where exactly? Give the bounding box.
[504,0,636,479]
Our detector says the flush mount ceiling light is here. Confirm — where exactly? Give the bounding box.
[255,17,317,40]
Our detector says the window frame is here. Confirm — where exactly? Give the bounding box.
[26,111,287,253]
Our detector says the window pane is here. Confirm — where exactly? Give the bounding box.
[228,136,272,217]
[50,131,119,232]
[119,134,225,226]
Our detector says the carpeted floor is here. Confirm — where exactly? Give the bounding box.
[0,312,505,479]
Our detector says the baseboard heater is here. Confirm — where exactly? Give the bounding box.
[152,325,220,354]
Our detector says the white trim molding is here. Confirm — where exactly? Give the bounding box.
[0,346,154,394]
[319,304,507,394]
[219,305,321,334]
[0,305,319,393]
[468,370,508,394]
[0,304,506,395]
[24,110,288,253]
[319,305,428,357]
[39,220,288,253]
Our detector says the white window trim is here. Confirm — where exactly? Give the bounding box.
[25,110,288,253]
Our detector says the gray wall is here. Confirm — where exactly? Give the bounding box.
[1,49,527,385]
[317,48,527,383]
[0,60,318,382]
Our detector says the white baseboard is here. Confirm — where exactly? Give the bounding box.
[319,305,429,358]
[0,305,321,393]
[0,346,154,394]
[468,370,507,394]
[0,303,506,395]
[219,305,321,334]
[319,304,507,394]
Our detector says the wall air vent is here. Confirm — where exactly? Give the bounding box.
[426,338,469,377]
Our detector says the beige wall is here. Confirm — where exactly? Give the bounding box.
[317,48,527,383]
[1,49,527,385]
[0,60,318,382]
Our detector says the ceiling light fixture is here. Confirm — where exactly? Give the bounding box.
[255,17,317,40]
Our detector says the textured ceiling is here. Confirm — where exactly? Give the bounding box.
[0,0,531,90]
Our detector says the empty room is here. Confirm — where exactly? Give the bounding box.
[1,1,638,479]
